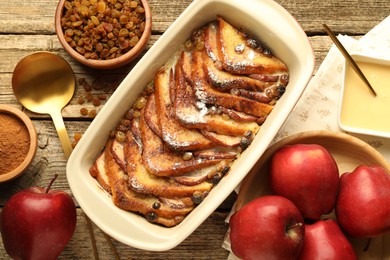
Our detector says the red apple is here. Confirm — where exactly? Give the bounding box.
[229,195,305,260]
[336,165,390,237]
[298,219,357,260]
[270,144,339,220]
[0,174,77,260]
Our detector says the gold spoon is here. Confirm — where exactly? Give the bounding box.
[12,52,74,159]
[322,24,377,97]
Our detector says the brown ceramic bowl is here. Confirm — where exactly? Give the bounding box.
[0,105,37,183]
[234,130,390,258]
[55,0,152,69]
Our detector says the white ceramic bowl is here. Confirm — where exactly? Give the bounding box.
[67,0,315,251]
[339,54,390,138]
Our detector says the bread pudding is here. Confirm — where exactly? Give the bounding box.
[89,16,289,227]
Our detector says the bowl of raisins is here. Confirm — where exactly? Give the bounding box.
[55,0,151,69]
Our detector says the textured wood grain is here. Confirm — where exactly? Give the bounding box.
[1,0,388,34]
[0,0,389,259]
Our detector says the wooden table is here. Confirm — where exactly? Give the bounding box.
[0,0,389,259]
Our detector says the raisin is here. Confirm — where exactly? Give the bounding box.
[182,152,193,161]
[80,107,89,116]
[211,173,223,185]
[92,97,102,106]
[221,166,230,175]
[145,212,157,222]
[115,131,126,142]
[240,137,251,149]
[88,109,97,118]
[77,97,85,104]
[192,191,206,205]
[277,85,286,97]
[152,202,161,209]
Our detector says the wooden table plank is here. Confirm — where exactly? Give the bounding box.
[277,0,390,34]
[1,0,389,34]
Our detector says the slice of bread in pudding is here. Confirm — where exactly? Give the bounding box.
[143,92,162,137]
[89,152,111,193]
[153,66,214,151]
[174,51,260,136]
[204,22,269,92]
[216,16,288,75]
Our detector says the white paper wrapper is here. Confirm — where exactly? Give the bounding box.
[224,15,390,259]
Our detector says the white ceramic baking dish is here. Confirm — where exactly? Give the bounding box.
[67,0,315,251]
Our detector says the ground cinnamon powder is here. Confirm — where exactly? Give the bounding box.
[0,113,30,174]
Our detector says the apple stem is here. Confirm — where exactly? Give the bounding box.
[45,174,58,193]
[286,222,303,231]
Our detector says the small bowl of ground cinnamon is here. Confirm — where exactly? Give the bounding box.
[0,105,37,183]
